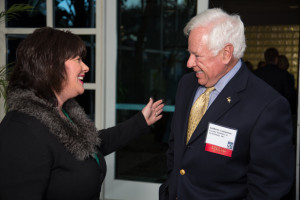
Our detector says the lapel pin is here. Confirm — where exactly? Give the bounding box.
[227,97,231,103]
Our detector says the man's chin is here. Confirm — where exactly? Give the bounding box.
[197,79,207,86]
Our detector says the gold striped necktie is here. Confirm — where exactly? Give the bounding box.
[186,87,215,144]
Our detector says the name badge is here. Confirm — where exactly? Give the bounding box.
[205,123,237,157]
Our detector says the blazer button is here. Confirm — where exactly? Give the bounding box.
[180,169,185,175]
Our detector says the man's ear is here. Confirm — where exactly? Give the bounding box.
[222,44,234,64]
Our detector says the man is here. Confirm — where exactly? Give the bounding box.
[159,8,295,200]
[254,48,295,110]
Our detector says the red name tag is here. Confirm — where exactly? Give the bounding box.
[205,143,233,157]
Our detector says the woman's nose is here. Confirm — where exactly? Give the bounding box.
[82,61,89,73]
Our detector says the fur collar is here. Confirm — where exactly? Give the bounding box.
[7,88,100,160]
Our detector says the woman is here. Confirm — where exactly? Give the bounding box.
[0,27,164,200]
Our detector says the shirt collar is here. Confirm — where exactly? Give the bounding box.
[213,59,242,93]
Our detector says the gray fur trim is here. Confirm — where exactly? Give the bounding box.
[7,88,100,160]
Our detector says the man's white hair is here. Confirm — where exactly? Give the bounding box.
[183,8,246,59]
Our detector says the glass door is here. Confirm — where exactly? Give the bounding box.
[103,0,207,199]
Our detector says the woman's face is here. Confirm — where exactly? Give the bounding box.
[57,56,89,104]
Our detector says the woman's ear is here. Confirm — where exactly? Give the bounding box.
[222,44,234,64]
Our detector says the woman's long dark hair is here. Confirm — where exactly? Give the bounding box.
[8,27,86,106]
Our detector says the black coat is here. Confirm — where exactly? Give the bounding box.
[0,89,149,200]
[254,64,295,103]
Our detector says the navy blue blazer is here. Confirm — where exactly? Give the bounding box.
[160,62,295,200]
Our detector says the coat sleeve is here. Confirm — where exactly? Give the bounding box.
[98,112,150,156]
[247,96,295,199]
[0,113,52,200]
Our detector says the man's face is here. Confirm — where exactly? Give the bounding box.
[187,27,231,87]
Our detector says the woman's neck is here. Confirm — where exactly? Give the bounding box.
[54,92,68,119]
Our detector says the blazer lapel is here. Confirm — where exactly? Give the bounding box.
[181,74,201,146]
[187,64,249,144]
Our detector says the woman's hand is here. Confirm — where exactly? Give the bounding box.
[142,98,164,126]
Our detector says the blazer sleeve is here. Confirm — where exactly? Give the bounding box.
[98,112,150,156]
[247,96,295,199]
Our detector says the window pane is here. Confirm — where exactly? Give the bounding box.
[78,35,95,83]
[6,34,26,66]
[116,110,173,183]
[54,0,96,28]
[116,0,197,183]
[6,0,46,27]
